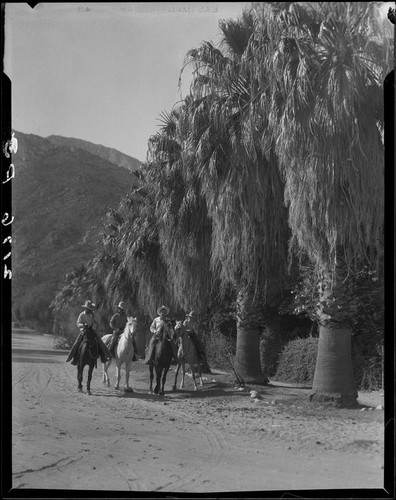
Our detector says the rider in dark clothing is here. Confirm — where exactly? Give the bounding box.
[183,311,205,364]
[108,301,139,360]
[66,300,111,365]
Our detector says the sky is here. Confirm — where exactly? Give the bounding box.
[5,2,250,161]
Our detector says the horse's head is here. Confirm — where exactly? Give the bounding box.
[124,316,138,338]
[174,320,185,339]
[82,325,94,337]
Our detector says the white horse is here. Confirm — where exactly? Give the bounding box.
[172,321,204,391]
[102,316,138,392]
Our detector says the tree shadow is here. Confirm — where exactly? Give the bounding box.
[167,383,247,400]
[266,382,312,390]
[12,356,66,364]
[12,348,70,364]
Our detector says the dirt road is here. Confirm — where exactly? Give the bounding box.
[11,329,384,493]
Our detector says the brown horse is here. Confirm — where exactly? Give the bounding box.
[76,326,100,395]
[172,321,204,391]
[148,324,177,395]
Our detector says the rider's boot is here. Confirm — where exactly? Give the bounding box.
[108,334,118,358]
[66,332,85,363]
[144,344,154,365]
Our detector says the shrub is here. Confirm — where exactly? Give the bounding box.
[204,329,236,370]
[352,333,383,390]
[275,337,318,384]
[204,310,236,370]
[259,330,284,377]
[16,283,54,334]
[53,336,71,350]
[259,315,313,377]
[274,334,384,390]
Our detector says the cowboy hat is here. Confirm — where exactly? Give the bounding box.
[157,305,170,315]
[117,301,126,310]
[82,300,95,311]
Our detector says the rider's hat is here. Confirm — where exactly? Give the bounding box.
[82,300,95,311]
[157,305,170,315]
[117,301,126,310]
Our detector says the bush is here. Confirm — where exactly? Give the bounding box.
[53,336,71,350]
[274,334,384,390]
[204,329,236,370]
[275,337,318,384]
[259,315,313,377]
[16,283,54,334]
[204,310,236,370]
[260,329,286,377]
[351,332,383,390]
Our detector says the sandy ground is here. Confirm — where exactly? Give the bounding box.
[10,328,385,494]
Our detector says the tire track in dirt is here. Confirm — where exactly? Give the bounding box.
[65,375,231,492]
[14,356,155,490]
[129,394,229,492]
[12,332,384,492]
[14,453,87,478]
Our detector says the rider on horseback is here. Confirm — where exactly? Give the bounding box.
[183,311,205,365]
[66,300,111,365]
[144,305,173,364]
[108,302,139,360]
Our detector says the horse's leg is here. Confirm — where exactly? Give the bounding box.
[77,365,83,392]
[154,366,161,395]
[180,363,185,390]
[149,364,154,394]
[115,361,121,390]
[124,362,133,392]
[103,360,111,387]
[87,363,94,395]
[172,363,181,391]
[160,366,169,396]
[190,363,198,391]
[198,364,204,387]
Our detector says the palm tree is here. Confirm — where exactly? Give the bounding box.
[248,2,391,405]
[146,105,215,314]
[98,187,171,318]
[178,10,291,383]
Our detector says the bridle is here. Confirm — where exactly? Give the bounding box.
[157,324,175,344]
[121,318,137,342]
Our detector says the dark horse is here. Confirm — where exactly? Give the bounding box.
[76,326,100,395]
[148,324,177,396]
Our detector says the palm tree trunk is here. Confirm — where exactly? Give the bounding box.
[310,325,357,406]
[309,262,358,407]
[234,289,267,385]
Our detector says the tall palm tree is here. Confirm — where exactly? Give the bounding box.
[179,10,291,383]
[146,105,215,314]
[249,2,391,405]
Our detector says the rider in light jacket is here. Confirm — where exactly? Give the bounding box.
[66,300,111,365]
[144,305,173,364]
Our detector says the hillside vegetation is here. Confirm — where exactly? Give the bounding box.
[46,135,144,173]
[12,131,141,332]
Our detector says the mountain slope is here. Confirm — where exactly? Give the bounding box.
[46,135,144,173]
[12,131,140,331]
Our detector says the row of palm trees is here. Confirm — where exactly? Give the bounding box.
[52,2,391,407]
